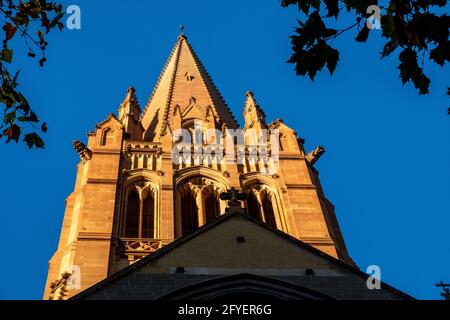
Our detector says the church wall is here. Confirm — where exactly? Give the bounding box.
[70,238,111,297]
[276,156,340,259]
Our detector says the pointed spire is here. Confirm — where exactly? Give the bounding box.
[140,35,238,141]
[179,25,185,36]
[243,90,267,130]
[118,86,143,140]
[118,86,140,120]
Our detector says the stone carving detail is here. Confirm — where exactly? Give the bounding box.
[119,239,171,263]
[125,144,162,171]
[131,181,157,201]
[178,177,226,196]
[48,271,71,300]
[269,118,284,127]
[72,140,92,163]
[245,184,275,199]
[220,187,246,214]
[306,145,325,166]
[120,239,163,253]
[185,72,194,82]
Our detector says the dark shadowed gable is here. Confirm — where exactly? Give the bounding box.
[71,212,413,300]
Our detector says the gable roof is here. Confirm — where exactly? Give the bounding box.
[95,113,123,129]
[71,211,414,300]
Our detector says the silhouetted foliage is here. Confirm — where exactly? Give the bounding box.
[0,0,64,149]
[282,0,449,112]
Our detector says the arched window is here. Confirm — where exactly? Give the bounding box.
[124,189,139,238]
[142,193,155,238]
[101,128,114,146]
[176,174,228,237]
[204,191,220,223]
[246,193,260,221]
[123,183,157,239]
[181,191,199,236]
[262,194,277,228]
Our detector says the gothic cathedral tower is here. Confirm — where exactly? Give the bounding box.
[44,35,354,299]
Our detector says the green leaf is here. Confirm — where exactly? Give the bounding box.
[324,0,339,18]
[3,22,17,41]
[380,40,399,59]
[381,14,395,39]
[430,42,449,67]
[41,122,48,133]
[397,48,430,95]
[289,40,339,80]
[0,88,17,108]
[4,111,16,124]
[281,0,319,15]
[23,132,45,149]
[36,30,44,43]
[290,11,337,49]
[17,93,31,114]
[12,13,30,27]
[355,26,370,42]
[1,48,13,63]
[342,0,375,14]
[17,110,38,123]
[325,43,339,75]
[49,12,65,31]
[3,124,21,143]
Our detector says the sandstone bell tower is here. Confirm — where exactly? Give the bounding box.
[44,34,354,300]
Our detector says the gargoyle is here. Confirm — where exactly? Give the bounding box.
[72,140,92,163]
[306,145,325,166]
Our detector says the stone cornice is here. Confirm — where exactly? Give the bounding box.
[87,178,118,184]
[284,184,316,189]
[279,153,305,160]
[77,232,111,240]
[91,148,122,155]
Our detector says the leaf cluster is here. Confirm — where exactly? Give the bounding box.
[282,0,449,107]
[0,0,64,149]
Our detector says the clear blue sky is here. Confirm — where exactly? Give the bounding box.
[0,0,448,300]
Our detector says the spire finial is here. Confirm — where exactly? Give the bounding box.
[178,25,187,41]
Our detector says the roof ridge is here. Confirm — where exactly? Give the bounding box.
[159,37,183,137]
[140,38,181,121]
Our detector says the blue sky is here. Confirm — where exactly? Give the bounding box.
[0,1,448,300]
